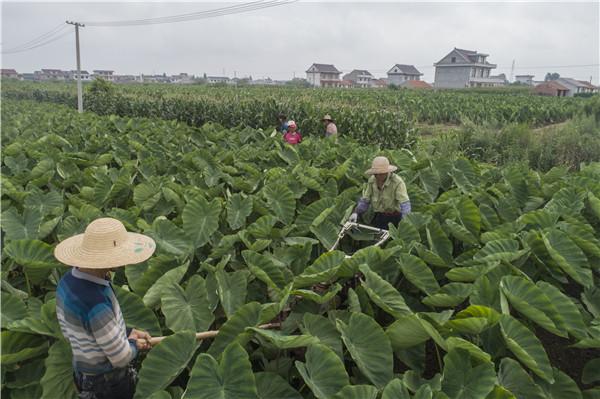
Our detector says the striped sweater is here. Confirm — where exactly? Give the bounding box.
[56,268,137,375]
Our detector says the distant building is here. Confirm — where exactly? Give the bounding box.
[398,80,433,89]
[1,69,19,79]
[40,69,67,80]
[343,69,375,88]
[373,78,388,88]
[114,75,138,83]
[515,75,535,85]
[21,73,36,81]
[171,73,194,84]
[92,70,115,81]
[556,78,598,96]
[306,63,342,87]
[387,64,423,85]
[207,76,230,84]
[534,81,570,97]
[433,48,500,88]
[68,70,91,81]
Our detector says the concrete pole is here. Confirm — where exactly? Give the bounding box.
[67,21,84,113]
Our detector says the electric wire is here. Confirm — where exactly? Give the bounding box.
[81,0,296,26]
[2,29,72,54]
[1,23,69,53]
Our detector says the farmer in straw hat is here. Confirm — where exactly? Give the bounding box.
[349,156,411,229]
[322,114,338,137]
[54,218,155,399]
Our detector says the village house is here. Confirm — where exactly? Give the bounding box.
[1,69,19,79]
[306,63,342,87]
[68,70,92,81]
[92,70,115,81]
[534,81,569,97]
[343,69,375,88]
[114,75,138,83]
[515,75,535,85]
[21,73,36,81]
[171,73,194,84]
[433,48,502,88]
[556,78,598,96]
[206,76,230,84]
[397,80,433,89]
[39,69,67,81]
[387,64,423,85]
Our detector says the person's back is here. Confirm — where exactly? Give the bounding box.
[56,268,136,375]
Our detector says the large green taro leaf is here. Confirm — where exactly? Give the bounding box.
[182,342,258,399]
[331,385,378,399]
[473,239,528,264]
[445,305,500,335]
[497,358,545,399]
[41,339,77,399]
[4,239,60,269]
[113,285,161,336]
[295,344,349,399]
[542,229,593,287]
[336,312,393,388]
[161,276,214,333]
[243,250,286,289]
[398,253,440,295]
[263,184,296,224]
[360,264,412,317]
[499,276,566,337]
[1,331,48,365]
[147,217,191,256]
[301,313,343,359]
[226,193,253,230]
[183,196,222,249]
[382,379,411,399]
[134,331,197,399]
[255,372,302,399]
[143,262,189,308]
[499,315,554,383]
[247,328,319,349]
[441,348,496,399]
[208,302,262,357]
[216,269,248,317]
[1,292,27,327]
[535,368,582,399]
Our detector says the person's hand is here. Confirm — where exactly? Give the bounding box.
[349,213,358,223]
[129,329,152,350]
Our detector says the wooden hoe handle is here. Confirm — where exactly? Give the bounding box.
[140,323,280,347]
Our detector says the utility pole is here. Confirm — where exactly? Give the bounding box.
[510,59,515,83]
[66,21,85,113]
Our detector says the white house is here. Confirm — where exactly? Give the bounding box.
[207,76,230,84]
[556,78,598,97]
[305,63,342,87]
[69,70,92,81]
[515,75,535,85]
[343,69,375,88]
[92,70,115,81]
[433,48,499,88]
[387,64,423,85]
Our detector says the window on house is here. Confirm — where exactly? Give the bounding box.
[471,69,476,77]
[451,57,456,63]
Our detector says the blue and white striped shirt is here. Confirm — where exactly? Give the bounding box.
[56,268,137,375]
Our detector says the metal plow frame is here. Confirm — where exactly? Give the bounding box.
[329,221,390,256]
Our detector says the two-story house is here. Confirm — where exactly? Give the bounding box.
[306,63,342,87]
[69,70,91,81]
[40,69,67,80]
[1,69,19,79]
[387,64,423,85]
[433,48,499,88]
[93,70,115,81]
[343,69,375,88]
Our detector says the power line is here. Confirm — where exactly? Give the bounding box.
[1,23,69,53]
[81,0,296,27]
[2,28,72,54]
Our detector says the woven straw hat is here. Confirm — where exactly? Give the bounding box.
[365,156,398,175]
[54,218,156,269]
[322,114,334,122]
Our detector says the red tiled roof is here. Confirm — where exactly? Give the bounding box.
[402,80,432,89]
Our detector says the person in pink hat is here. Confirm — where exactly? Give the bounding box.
[283,120,302,145]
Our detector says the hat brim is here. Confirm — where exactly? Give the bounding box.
[365,165,398,175]
[54,233,156,269]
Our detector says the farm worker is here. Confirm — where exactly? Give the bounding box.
[322,114,338,137]
[54,218,155,399]
[349,156,411,229]
[278,113,288,133]
[283,120,302,145]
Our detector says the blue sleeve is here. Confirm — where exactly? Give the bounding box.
[400,201,411,215]
[356,198,370,214]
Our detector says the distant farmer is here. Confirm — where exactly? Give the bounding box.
[322,114,338,137]
[278,113,288,133]
[283,120,302,145]
[54,218,156,399]
[349,156,411,229]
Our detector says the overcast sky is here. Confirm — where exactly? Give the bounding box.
[2,1,599,83]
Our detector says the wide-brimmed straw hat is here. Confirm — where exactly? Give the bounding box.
[287,120,297,128]
[322,115,334,122]
[365,156,398,175]
[54,218,156,269]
